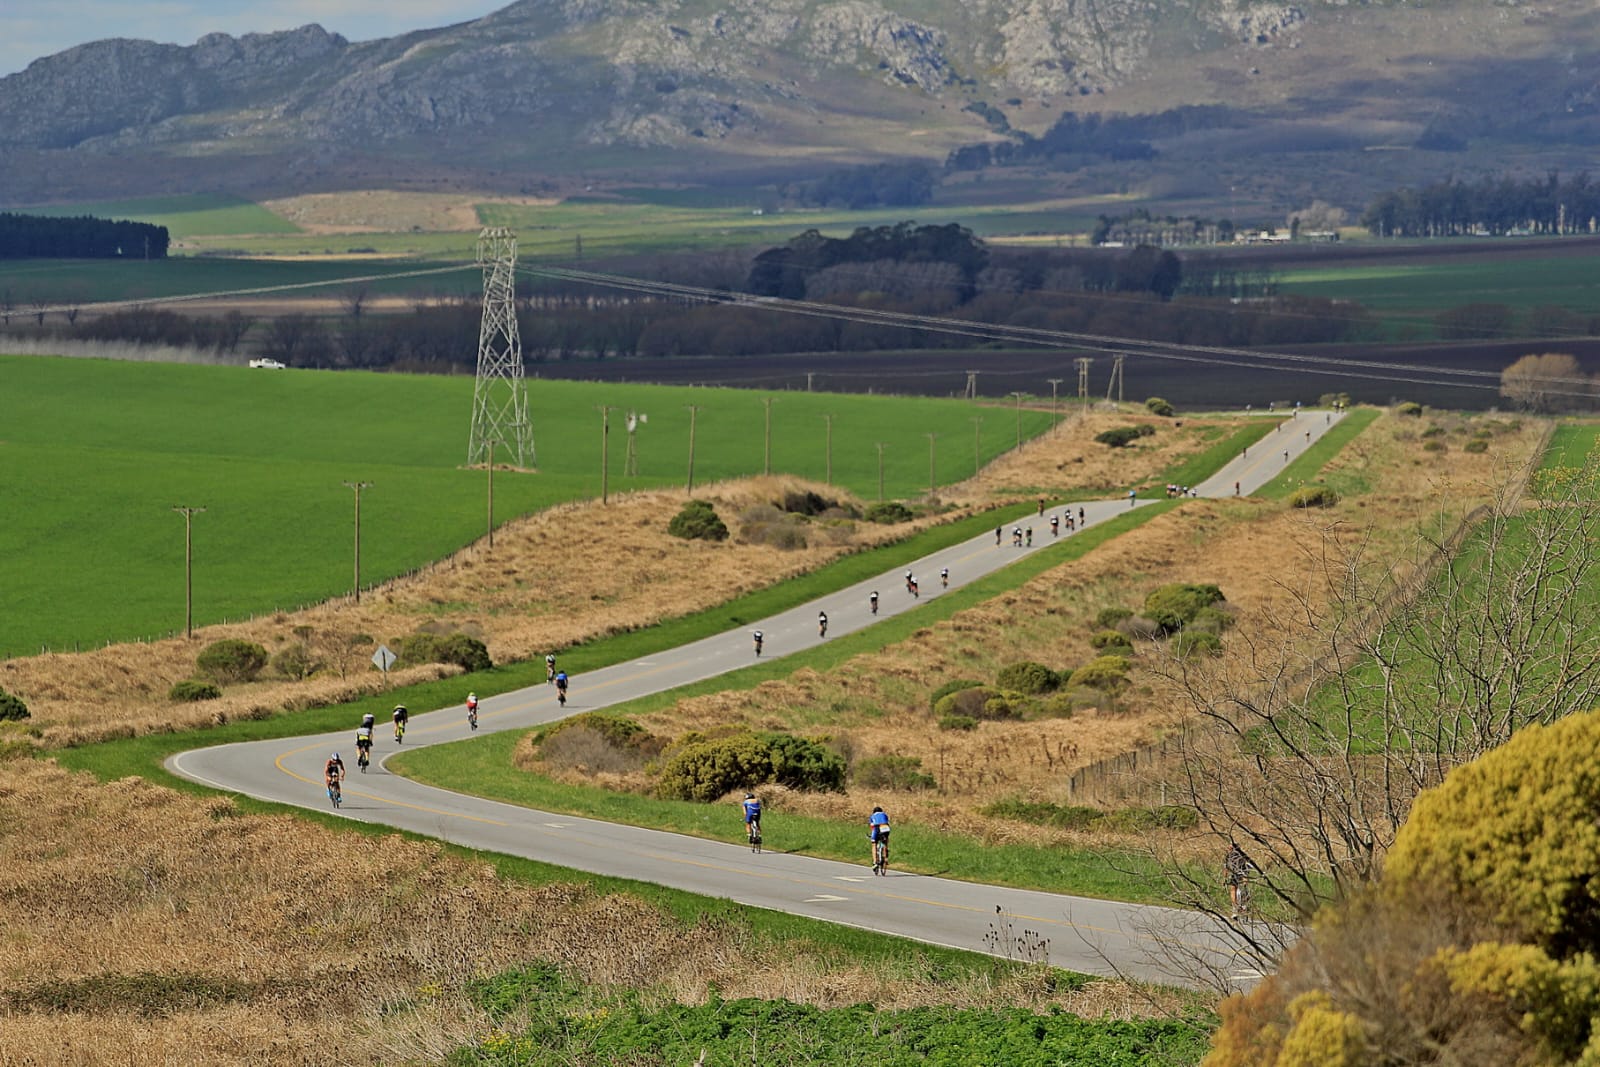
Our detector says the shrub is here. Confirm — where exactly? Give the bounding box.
[938,714,979,732]
[398,632,492,671]
[765,733,846,792]
[1094,607,1133,630]
[656,734,774,802]
[1100,806,1201,832]
[667,499,729,541]
[196,639,269,684]
[864,501,914,524]
[854,754,937,791]
[1038,694,1075,718]
[1172,630,1224,658]
[995,661,1060,694]
[1117,615,1164,640]
[1143,583,1226,633]
[0,687,30,720]
[1420,425,1445,438]
[1094,426,1144,448]
[1421,439,1446,453]
[1145,397,1175,417]
[1289,484,1340,508]
[271,643,319,680]
[928,678,986,712]
[932,686,996,719]
[168,680,221,703]
[539,726,649,776]
[1464,438,1489,453]
[1188,606,1236,634]
[1090,629,1133,651]
[540,713,652,752]
[1136,424,1156,437]
[982,695,1017,720]
[439,633,492,671]
[1069,655,1131,691]
[1395,401,1424,417]
[778,489,837,516]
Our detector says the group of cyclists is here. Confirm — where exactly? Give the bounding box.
[740,793,891,873]
[753,566,954,655]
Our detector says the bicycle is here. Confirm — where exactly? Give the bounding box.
[357,746,370,773]
[327,780,342,809]
[393,720,406,744]
[747,820,762,854]
[872,835,890,876]
[468,703,479,731]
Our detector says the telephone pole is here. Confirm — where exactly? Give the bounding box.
[171,505,205,639]
[684,404,702,493]
[1106,354,1125,405]
[1008,391,1027,450]
[822,413,834,486]
[875,442,887,503]
[1075,357,1093,419]
[597,405,616,504]
[970,416,983,477]
[342,481,372,603]
[964,370,979,400]
[1047,378,1064,425]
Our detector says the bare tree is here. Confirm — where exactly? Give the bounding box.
[1150,450,1600,935]
[341,285,370,320]
[1499,352,1585,412]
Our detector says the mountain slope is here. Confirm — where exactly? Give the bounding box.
[2,0,1598,207]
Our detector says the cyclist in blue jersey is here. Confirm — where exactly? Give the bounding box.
[742,792,763,850]
[868,806,891,874]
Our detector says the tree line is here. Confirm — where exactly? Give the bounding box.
[0,212,169,259]
[1362,171,1600,237]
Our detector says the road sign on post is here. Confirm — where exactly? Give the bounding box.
[372,645,397,674]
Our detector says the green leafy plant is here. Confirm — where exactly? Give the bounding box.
[864,501,914,524]
[656,734,775,802]
[1089,630,1133,651]
[1142,583,1226,634]
[1395,401,1424,417]
[928,678,986,711]
[1069,655,1131,691]
[0,686,30,721]
[937,714,979,732]
[1144,397,1175,417]
[995,661,1060,694]
[1094,607,1133,630]
[853,753,937,791]
[168,680,222,703]
[667,499,729,541]
[271,642,319,680]
[1288,485,1340,508]
[195,639,268,684]
[765,733,847,792]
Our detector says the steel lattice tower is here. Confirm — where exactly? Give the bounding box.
[468,227,535,468]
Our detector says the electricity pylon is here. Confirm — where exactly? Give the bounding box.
[468,227,535,468]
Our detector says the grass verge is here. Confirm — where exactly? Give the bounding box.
[1253,408,1379,501]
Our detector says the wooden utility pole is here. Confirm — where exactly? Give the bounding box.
[171,505,205,639]
[1008,391,1027,450]
[1047,378,1064,425]
[342,481,372,603]
[597,405,616,504]
[964,370,979,400]
[970,416,983,477]
[1075,357,1092,419]
[684,404,702,493]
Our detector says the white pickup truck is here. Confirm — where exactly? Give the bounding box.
[248,358,286,369]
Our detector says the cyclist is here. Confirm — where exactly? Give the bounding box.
[545,653,557,683]
[391,704,409,742]
[354,721,373,771]
[994,526,1002,546]
[818,611,828,638]
[1050,515,1059,537]
[1225,842,1253,919]
[360,711,376,733]
[742,792,763,850]
[555,670,569,707]
[868,806,891,874]
[324,752,345,804]
[753,629,764,656]
[940,567,949,588]
[869,591,879,615]
[1078,506,1086,526]
[466,691,479,730]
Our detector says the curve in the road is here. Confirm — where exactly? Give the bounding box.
[171,411,1343,987]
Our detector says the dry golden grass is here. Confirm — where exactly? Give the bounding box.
[602,411,1547,845]
[259,191,556,235]
[0,477,961,747]
[0,759,1180,1065]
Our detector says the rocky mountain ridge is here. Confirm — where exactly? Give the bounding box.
[0,0,1594,205]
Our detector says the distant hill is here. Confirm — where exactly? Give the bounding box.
[4,0,1600,213]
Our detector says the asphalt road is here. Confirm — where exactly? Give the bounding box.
[170,410,1341,986]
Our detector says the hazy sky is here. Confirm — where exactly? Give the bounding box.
[2,1,508,77]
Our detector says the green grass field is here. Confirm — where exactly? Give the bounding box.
[0,256,477,305]
[0,355,1053,656]
[1276,252,1600,337]
[15,194,301,238]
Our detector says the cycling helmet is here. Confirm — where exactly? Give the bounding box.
[745,792,755,799]
[332,752,340,760]
[872,806,883,814]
